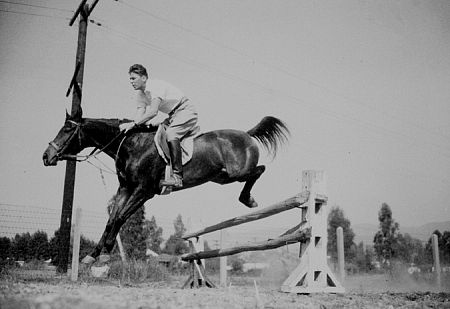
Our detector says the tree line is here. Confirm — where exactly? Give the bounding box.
[327,202,450,273]
[1,201,448,273]
[0,205,190,265]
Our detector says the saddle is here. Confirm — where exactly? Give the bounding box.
[154,123,200,194]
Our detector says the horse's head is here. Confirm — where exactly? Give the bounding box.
[43,110,84,166]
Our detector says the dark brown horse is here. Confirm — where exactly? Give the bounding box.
[43,106,289,263]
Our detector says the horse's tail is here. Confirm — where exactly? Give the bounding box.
[247,116,290,159]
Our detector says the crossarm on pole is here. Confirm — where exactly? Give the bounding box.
[69,0,89,26]
[66,61,82,97]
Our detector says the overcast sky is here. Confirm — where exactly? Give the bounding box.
[1,0,449,242]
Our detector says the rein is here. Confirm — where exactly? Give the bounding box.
[68,131,125,162]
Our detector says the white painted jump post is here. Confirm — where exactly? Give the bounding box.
[281,170,344,293]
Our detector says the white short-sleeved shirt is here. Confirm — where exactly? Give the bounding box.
[146,79,186,114]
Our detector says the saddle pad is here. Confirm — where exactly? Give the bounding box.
[154,123,199,165]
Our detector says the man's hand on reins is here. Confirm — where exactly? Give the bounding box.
[119,121,136,132]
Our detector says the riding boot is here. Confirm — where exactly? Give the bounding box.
[160,139,183,188]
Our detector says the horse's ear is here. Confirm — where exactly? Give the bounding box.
[65,105,83,121]
[72,104,83,121]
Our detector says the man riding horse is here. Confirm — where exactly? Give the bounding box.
[120,64,200,189]
[42,68,289,264]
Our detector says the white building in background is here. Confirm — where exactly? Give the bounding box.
[242,262,269,273]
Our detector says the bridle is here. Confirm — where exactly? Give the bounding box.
[48,119,125,162]
[48,120,82,161]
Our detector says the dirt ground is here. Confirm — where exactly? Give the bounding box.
[1,271,449,309]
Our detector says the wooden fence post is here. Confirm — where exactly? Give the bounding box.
[71,208,82,281]
[432,234,441,289]
[220,230,227,287]
[337,226,345,282]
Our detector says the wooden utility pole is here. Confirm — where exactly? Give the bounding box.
[57,0,99,274]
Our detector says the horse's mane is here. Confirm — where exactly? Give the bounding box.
[82,118,158,134]
[83,118,121,133]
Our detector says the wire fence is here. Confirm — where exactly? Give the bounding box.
[0,203,107,241]
[0,202,295,250]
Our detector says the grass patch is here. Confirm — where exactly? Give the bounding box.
[1,257,172,286]
[108,258,171,283]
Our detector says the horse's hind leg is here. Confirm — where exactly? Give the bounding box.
[238,165,265,208]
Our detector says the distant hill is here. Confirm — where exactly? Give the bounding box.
[352,221,450,245]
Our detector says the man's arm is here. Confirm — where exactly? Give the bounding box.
[120,91,161,132]
[134,97,161,125]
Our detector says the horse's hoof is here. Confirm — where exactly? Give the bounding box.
[98,254,111,263]
[81,255,96,264]
[239,195,258,208]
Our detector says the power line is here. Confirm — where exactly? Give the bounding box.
[0,8,69,20]
[114,0,450,142]
[0,0,73,12]
[91,21,450,162]
[0,202,60,211]
[86,7,450,157]
[115,0,251,60]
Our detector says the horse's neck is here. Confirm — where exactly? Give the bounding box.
[82,118,122,159]
[82,118,157,160]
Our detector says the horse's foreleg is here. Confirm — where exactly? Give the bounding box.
[238,165,265,208]
[102,188,149,254]
[82,187,131,264]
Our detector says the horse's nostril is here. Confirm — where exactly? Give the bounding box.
[43,152,50,165]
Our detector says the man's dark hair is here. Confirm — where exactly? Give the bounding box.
[129,64,148,78]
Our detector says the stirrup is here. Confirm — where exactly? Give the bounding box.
[160,174,183,188]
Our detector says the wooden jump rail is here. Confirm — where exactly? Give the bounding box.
[182,170,345,293]
[182,225,311,261]
[182,191,309,241]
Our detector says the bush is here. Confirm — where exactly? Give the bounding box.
[30,231,50,261]
[20,259,47,271]
[0,237,12,260]
[49,230,97,266]
[205,257,220,274]
[12,232,32,261]
[0,258,18,276]
[230,256,244,274]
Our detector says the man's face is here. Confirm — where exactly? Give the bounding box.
[129,72,147,90]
